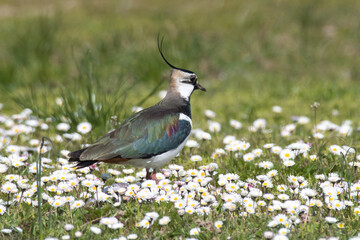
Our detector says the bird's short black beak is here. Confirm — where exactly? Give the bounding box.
[195,83,206,92]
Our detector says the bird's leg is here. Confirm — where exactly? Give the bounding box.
[146,169,152,180]
[151,169,159,184]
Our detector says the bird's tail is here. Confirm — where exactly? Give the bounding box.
[69,159,97,169]
[68,148,97,169]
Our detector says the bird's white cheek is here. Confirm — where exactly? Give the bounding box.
[177,84,194,100]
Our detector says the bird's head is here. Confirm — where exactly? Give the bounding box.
[158,36,206,100]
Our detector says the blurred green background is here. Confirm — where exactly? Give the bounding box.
[0,0,359,129]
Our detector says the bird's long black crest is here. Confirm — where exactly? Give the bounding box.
[157,34,194,74]
[157,34,178,69]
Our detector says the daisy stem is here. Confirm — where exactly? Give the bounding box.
[68,202,73,224]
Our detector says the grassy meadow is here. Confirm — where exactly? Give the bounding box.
[0,0,360,239]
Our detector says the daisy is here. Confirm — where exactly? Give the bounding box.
[0,205,6,215]
[230,119,242,129]
[258,161,273,169]
[287,175,298,184]
[278,228,290,235]
[1,229,12,234]
[349,162,360,167]
[315,174,326,180]
[127,234,138,239]
[313,132,324,139]
[256,175,269,182]
[55,97,63,106]
[263,193,275,200]
[223,202,237,211]
[138,219,150,228]
[280,149,295,161]
[328,174,341,183]
[222,193,239,203]
[141,180,156,188]
[329,145,343,155]
[214,220,223,229]
[267,170,278,177]
[238,141,251,151]
[174,200,186,209]
[223,135,236,144]
[271,105,282,113]
[283,160,295,167]
[0,164,8,173]
[225,143,237,152]
[146,212,159,221]
[277,185,288,192]
[40,123,49,130]
[187,169,199,177]
[122,168,134,174]
[252,148,263,157]
[267,219,278,227]
[263,231,275,239]
[264,143,274,149]
[189,227,201,235]
[199,206,211,215]
[243,153,255,162]
[6,145,21,154]
[186,140,199,148]
[342,145,355,154]
[208,121,221,132]
[57,123,70,132]
[185,206,195,214]
[325,216,338,224]
[274,214,288,225]
[244,199,256,209]
[124,176,136,183]
[204,109,216,118]
[300,188,317,199]
[51,198,66,208]
[271,146,282,154]
[278,194,289,201]
[89,226,101,234]
[273,235,288,240]
[351,183,360,191]
[225,183,239,192]
[70,200,85,209]
[337,222,345,228]
[253,118,266,130]
[331,200,345,210]
[339,124,352,136]
[190,155,202,162]
[64,224,74,231]
[159,216,171,225]
[193,129,212,140]
[218,178,228,186]
[100,217,118,226]
[64,132,82,141]
[1,182,18,193]
[353,207,360,215]
[297,116,310,125]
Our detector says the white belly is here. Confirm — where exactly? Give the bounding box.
[124,134,190,169]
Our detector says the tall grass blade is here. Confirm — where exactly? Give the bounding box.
[36,137,45,240]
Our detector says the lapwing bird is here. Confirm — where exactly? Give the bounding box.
[68,38,206,181]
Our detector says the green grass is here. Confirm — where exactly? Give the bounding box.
[0,0,360,239]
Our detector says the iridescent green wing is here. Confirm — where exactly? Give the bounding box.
[79,111,189,160]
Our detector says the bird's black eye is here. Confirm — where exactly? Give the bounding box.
[190,75,197,82]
